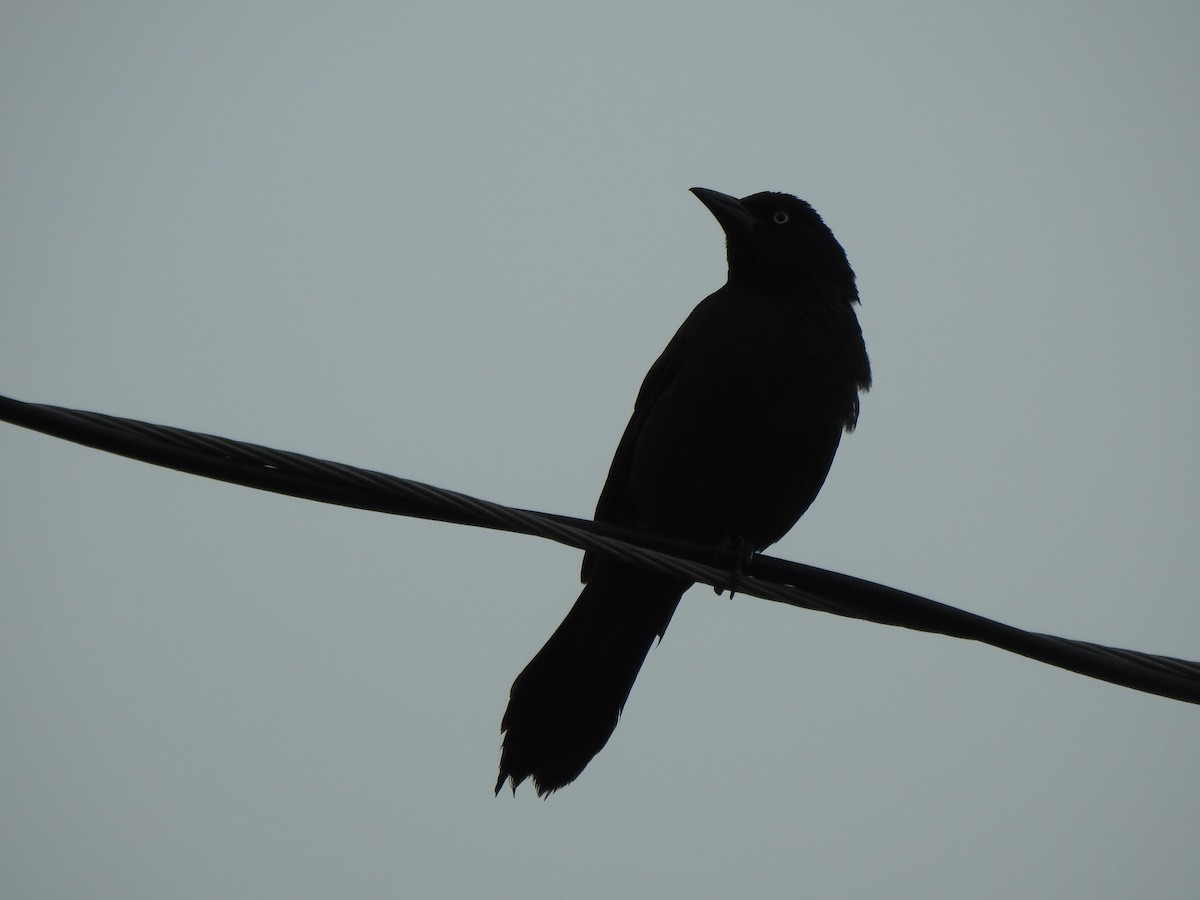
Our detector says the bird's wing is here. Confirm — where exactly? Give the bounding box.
[580,310,698,583]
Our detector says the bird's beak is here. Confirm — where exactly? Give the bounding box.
[690,187,756,235]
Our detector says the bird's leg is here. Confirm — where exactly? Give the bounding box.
[713,534,755,598]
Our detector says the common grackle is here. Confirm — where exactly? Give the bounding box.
[496,188,871,795]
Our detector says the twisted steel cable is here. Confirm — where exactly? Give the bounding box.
[2,393,1197,705]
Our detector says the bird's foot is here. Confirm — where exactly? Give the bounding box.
[713,534,755,598]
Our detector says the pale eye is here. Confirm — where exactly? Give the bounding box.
[772,211,790,224]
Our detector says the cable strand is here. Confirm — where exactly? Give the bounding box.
[2,392,1197,705]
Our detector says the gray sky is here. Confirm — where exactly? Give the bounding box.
[3,3,1198,898]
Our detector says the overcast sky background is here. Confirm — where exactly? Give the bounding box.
[2,3,1198,898]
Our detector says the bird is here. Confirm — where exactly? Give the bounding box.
[496,187,871,796]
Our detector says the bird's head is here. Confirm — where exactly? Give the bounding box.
[690,187,856,297]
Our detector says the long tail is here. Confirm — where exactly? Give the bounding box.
[496,560,691,796]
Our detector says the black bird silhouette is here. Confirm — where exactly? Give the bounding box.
[496,188,871,795]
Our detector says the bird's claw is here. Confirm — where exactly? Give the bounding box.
[713,534,754,598]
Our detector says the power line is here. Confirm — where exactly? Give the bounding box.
[2,393,1197,705]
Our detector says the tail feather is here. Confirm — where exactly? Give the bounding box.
[496,561,690,795]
